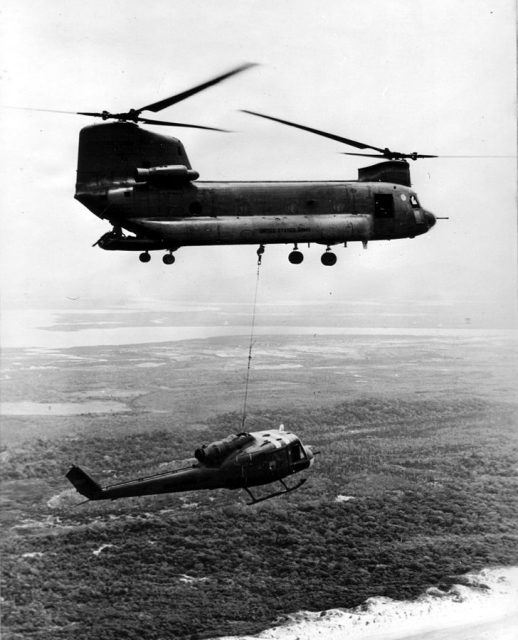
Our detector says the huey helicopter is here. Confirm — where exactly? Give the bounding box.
[66,426,315,505]
[30,62,440,266]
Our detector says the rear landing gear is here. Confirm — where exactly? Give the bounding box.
[321,247,337,266]
[139,252,151,263]
[163,252,175,265]
[288,244,304,264]
[244,478,308,505]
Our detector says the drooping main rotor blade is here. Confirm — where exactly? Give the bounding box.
[3,106,229,131]
[241,109,385,153]
[344,152,516,159]
[3,106,84,116]
[410,154,438,159]
[77,111,106,117]
[3,63,257,130]
[137,116,228,131]
[139,63,257,113]
[241,110,448,160]
[342,152,388,158]
[426,155,517,158]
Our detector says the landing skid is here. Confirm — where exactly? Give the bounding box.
[244,478,307,505]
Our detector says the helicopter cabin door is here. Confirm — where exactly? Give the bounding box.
[237,448,288,485]
[373,193,395,238]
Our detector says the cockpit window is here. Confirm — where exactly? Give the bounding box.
[410,194,420,208]
[290,443,306,462]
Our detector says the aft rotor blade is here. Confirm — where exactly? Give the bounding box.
[4,106,84,116]
[6,107,114,119]
[139,63,257,113]
[343,152,386,158]
[138,116,228,131]
[241,109,385,152]
[77,111,106,117]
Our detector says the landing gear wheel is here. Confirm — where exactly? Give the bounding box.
[321,251,337,266]
[139,252,151,263]
[163,253,175,265]
[288,250,304,264]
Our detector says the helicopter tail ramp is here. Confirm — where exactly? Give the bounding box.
[66,465,104,500]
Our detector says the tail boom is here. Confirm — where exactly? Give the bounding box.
[66,464,220,501]
[66,466,104,500]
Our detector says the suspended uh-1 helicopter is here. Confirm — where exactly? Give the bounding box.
[28,63,441,266]
[67,425,315,505]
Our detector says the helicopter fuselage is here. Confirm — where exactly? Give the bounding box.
[66,429,315,505]
[75,122,436,262]
[81,180,434,247]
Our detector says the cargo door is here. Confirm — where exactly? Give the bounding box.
[373,193,395,238]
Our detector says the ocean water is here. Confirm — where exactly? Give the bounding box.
[214,567,518,640]
[1,309,515,349]
[0,401,128,416]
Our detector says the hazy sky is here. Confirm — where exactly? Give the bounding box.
[0,0,516,321]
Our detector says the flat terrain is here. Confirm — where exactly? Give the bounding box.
[1,325,517,639]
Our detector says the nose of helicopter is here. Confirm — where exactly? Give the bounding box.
[304,445,318,466]
[423,209,436,228]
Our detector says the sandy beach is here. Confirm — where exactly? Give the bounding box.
[215,567,518,640]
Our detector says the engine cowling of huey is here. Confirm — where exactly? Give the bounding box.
[194,433,254,466]
[134,165,200,186]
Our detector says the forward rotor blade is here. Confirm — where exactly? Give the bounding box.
[344,151,438,160]
[241,109,385,153]
[344,152,517,159]
[137,116,228,131]
[139,63,257,113]
[431,155,517,158]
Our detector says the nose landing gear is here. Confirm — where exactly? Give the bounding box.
[321,247,337,266]
[139,252,151,263]
[288,244,304,264]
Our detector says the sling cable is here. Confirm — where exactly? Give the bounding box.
[241,245,265,430]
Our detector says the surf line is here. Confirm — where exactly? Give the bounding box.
[240,245,265,429]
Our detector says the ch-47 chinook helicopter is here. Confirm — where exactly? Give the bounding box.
[40,62,440,266]
[66,426,315,505]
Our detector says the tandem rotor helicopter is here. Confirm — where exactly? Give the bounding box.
[67,425,315,505]
[25,63,443,266]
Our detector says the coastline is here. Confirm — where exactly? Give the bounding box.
[1,307,516,350]
[214,567,518,640]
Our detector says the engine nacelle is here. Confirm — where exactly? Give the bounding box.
[135,165,199,186]
[195,433,254,467]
